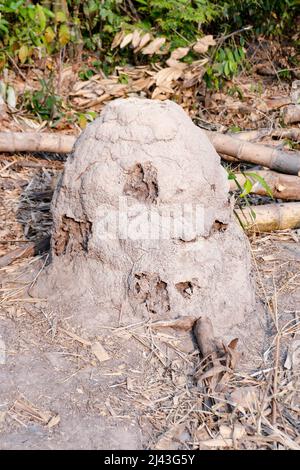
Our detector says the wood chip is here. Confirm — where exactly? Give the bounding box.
[91,341,110,362]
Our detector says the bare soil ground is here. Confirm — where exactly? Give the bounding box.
[0,149,299,450]
[0,39,299,449]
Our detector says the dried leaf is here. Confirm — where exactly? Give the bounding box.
[284,339,300,370]
[219,424,245,440]
[6,86,16,109]
[196,365,231,382]
[47,414,60,428]
[170,47,190,60]
[228,338,239,350]
[155,67,183,88]
[165,58,188,69]
[228,386,260,412]
[131,30,141,49]
[155,423,186,450]
[135,33,151,52]
[120,33,133,49]
[111,31,125,49]
[142,37,166,55]
[201,438,233,448]
[193,35,216,54]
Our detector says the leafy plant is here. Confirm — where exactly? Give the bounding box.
[204,43,246,89]
[23,78,64,124]
[228,170,273,199]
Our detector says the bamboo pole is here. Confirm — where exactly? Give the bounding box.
[0,132,76,154]
[229,170,300,200]
[235,202,300,232]
[206,130,300,176]
[0,130,300,175]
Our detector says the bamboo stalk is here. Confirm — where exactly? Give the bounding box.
[229,170,300,200]
[0,132,76,154]
[206,130,300,175]
[235,202,300,232]
[1,130,300,176]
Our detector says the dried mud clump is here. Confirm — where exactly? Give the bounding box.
[34,98,257,340]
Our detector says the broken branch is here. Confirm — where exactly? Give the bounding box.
[0,237,50,269]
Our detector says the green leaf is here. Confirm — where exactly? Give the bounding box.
[245,172,273,198]
[224,61,230,77]
[58,24,70,46]
[44,26,55,44]
[240,178,253,197]
[18,44,29,64]
[56,10,66,23]
[36,4,46,31]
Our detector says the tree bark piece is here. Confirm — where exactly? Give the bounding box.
[229,170,300,200]
[206,130,300,175]
[0,237,50,269]
[235,202,300,232]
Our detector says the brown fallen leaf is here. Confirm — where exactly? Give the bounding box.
[135,32,151,52]
[155,66,184,90]
[154,423,187,450]
[200,438,233,448]
[111,31,125,49]
[227,386,260,412]
[47,414,61,428]
[120,33,133,49]
[131,30,141,49]
[170,47,190,60]
[142,37,166,55]
[193,35,216,54]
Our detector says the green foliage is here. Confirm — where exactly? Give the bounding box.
[23,77,64,124]
[133,0,220,46]
[228,170,273,199]
[204,43,246,89]
[0,0,297,72]
[0,1,72,68]
[219,0,298,36]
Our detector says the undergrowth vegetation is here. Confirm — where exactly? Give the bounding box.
[0,0,297,75]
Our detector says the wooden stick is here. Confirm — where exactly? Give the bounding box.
[229,170,300,200]
[235,202,300,232]
[0,237,50,269]
[206,130,300,175]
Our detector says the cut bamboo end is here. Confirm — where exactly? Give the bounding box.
[235,202,300,232]
[229,170,300,200]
